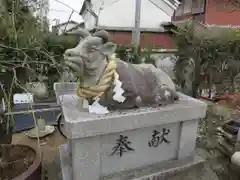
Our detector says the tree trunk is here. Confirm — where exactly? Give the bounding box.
[231,77,235,92]
[192,82,198,98]
[0,115,13,144]
[208,72,212,98]
[192,72,199,98]
[191,54,203,98]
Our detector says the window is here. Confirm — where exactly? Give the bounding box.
[174,0,205,16]
[183,0,192,13]
[175,3,184,16]
[192,0,205,14]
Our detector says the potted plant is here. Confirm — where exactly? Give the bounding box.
[0,69,42,180]
[0,99,42,180]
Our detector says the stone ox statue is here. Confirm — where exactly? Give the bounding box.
[63,29,179,110]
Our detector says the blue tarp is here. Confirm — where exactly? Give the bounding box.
[9,103,61,132]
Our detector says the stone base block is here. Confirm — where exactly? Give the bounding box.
[59,144,72,180]
[60,93,207,180]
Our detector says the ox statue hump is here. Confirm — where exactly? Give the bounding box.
[63,28,179,111]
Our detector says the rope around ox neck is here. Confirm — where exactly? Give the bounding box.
[76,55,118,100]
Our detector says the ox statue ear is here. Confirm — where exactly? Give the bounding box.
[100,42,117,56]
[65,28,90,38]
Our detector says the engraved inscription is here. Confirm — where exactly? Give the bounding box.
[148,128,171,148]
[111,135,135,157]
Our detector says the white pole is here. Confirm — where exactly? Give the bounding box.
[132,0,141,53]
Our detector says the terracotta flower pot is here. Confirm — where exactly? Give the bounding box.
[0,144,42,180]
[217,92,240,110]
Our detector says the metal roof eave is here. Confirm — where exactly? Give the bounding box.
[162,0,181,10]
[79,0,180,15]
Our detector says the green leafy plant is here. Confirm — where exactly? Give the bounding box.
[169,21,240,97]
[116,44,157,65]
[115,44,142,64]
[141,48,156,66]
[0,0,78,146]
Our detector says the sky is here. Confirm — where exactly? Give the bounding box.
[48,0,84,27]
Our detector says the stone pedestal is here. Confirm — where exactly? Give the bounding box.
[59,93,207,180]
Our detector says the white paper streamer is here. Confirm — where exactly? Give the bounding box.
[88,72,126,115]
[113,73,126,103]
[88,97,109,114]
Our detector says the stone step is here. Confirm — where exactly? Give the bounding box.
[59,149,214,180]
[59,144,73,180]
[101,155,206,180]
